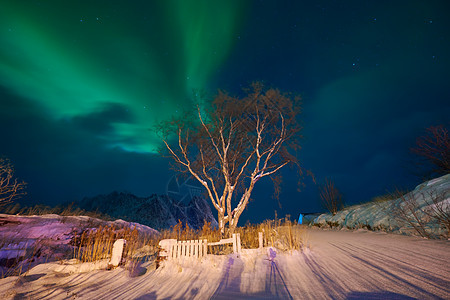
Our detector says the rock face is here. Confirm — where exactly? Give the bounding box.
[77,192,218,230]
[313,174,450,238]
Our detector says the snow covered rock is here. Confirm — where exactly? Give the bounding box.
[0,213,157,276]
[313,174,450,238]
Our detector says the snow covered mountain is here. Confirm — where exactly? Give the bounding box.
[77,192,218,230]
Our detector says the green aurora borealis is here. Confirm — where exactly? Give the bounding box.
[1,1,449,221]
[0,1,245,152]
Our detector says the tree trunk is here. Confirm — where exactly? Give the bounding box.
[218,211,225,237]
[229,220,237,236]
[228,189,253,235]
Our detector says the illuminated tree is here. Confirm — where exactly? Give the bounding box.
[411,125,450,176]
[0,158,26,205]
[158,82,303,235]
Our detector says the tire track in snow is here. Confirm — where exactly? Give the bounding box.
[341,242,449,292]
[329,242,445,298]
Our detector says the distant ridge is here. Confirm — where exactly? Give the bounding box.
[77,192,218,230]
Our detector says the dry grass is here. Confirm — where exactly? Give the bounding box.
[155,216,308,254]
[1,215,309,278]
[65,216,308,271]
[372,189,408,204]
[70,225,154,266]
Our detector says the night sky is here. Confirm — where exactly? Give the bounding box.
[1,1,449,224]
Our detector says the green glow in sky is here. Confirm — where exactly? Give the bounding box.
[0,1,244,152]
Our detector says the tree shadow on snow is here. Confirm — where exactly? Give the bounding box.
[134,291,158,300]
[264,248,293,300]
[211,256,244,299]
[346,291,417,299]
[212,249,293,299]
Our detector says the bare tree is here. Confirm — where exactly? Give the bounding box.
[318,178,344,215]
[391,188,449,239]
[0,158,26,205]
[411,125,450,177]
[158,82,303,235]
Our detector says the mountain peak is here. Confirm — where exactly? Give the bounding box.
[78,192,217,230]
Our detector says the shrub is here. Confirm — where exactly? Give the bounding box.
[391,188,449,239]
[0,158,26,206]
[411,125,450,177]
[319,178,344,215]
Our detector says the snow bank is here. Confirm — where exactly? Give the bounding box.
[313,174,450,237]
[0,214,158,241]
[0,213,158,276]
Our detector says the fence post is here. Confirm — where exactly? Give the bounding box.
[190,240,194,257]
[203,239,207,256]
[232,234,237,253]
[109,239,125,268]
[259,232,263,249]
[193,240,196,258]
[177,241,182,258]
[174,242,178,258]
[237,233,241,254]
[168,243,173,259]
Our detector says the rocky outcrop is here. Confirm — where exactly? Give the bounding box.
[313,174,450,238]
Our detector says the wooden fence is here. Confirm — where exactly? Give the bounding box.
[208,233,241,255]
[159,233,241,260]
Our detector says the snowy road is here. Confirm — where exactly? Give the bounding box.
[211,228,450,299]
[1,228,449,299]
[281,229,450,299]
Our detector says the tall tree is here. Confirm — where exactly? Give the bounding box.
[158,82,303,235]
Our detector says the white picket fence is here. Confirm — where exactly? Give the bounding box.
[159,233,241,260]
[163,239,208,259]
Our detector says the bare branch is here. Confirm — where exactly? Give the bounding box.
[157,82,303,235]
[197,106,223,162]
[411,125,450,176]
[0,158,27,205]
[319,178,344,215]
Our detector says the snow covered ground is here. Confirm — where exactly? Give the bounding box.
[0,227,448,299]
[0,175,448,299]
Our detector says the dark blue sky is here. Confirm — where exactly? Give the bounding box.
[0,0,449,223]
